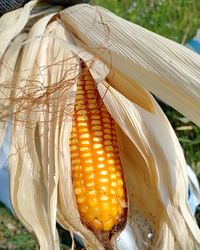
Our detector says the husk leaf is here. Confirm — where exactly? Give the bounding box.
[97,80,200,249]
[61,4,200,126]
[0,0,38,58]
[0,33,27,152]
[9,13,61,250]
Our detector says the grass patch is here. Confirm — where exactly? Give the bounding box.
[0,203,35,249]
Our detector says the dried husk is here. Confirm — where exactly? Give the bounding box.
[0,2,200,250]
[61,4,200,127]
[97,80,200,249]
[0,33,27,147]
[9,13,62,250]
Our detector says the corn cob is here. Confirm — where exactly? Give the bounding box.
[70,64,127,233]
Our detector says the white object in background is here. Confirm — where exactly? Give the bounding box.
[116,224,139,250]
[193,29,200,41]
[187,165,200,215]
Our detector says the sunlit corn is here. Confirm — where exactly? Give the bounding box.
[1,2,200,249]
[70,64,127,232]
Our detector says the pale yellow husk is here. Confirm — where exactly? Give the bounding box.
[61,4,200,127]
[0,2,200,250]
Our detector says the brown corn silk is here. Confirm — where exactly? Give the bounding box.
[70,63,127,233]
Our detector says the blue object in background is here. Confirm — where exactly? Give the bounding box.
[187,39,200,54]
[0,121,13,213]
[186,29,200,55]
[187,166,200,215]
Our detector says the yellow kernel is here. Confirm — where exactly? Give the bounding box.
[79,206,87,214]
[73,172,82,179]
[103,118,110,123]
[77,197,85,204]
[77,85,83,90]
[78,122,87,127]
[118,187,124,197]
[82,153,91,157]
[105,140,112,145]
[86,182,95,188]
[88,104,97,109]
[84,159,93,163]
[111,197,118,204]
[77,89,84,94]
[102,115,109,118]
[71,159,80,165]
[90,109,100,114]
[85,85,94,90]
[86,90,94,95]
[70,152,78,158]
[108,159,114,164]
[77,110,87,115]
[91,115,100,119]
[76,104,85,109]
[118,180,124,187]
[87,190,96,196]
[103,218,115,231]
[78,128,88,133]
[73,165,81,171]
[107,153,114,157]
[99,170,108,175]
[77,116,88,121]
[76,94,84,100]
[111,182,117,187]
[80,133,90,138]
[71,133,76,138]
[80,147,89,152]
[111,205,119,217]
[93,137,102,142]
[83,76,92,81]
[99,202,110,211]
[70,145,77,151]
[99,178,108,183]
[104,129,111,134]
[85,173,94,180]
[74,187,82,195]
[109,166,116,172]
[81,141,89,145]
[92,125,102,131]
[100,195,109,201]
[105,146,114,151]
[110,174,117,179]
[104,134,111,139]
[94,131,103,136]
[98,157,104,162]
[104,124,111,128]
[91,120,101,125]
[73,179,82,186]
[97,185,108,193]
[84,166,93,172]
[96,150,104,155]
[97,164,105,168]
[93,143,102,149]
